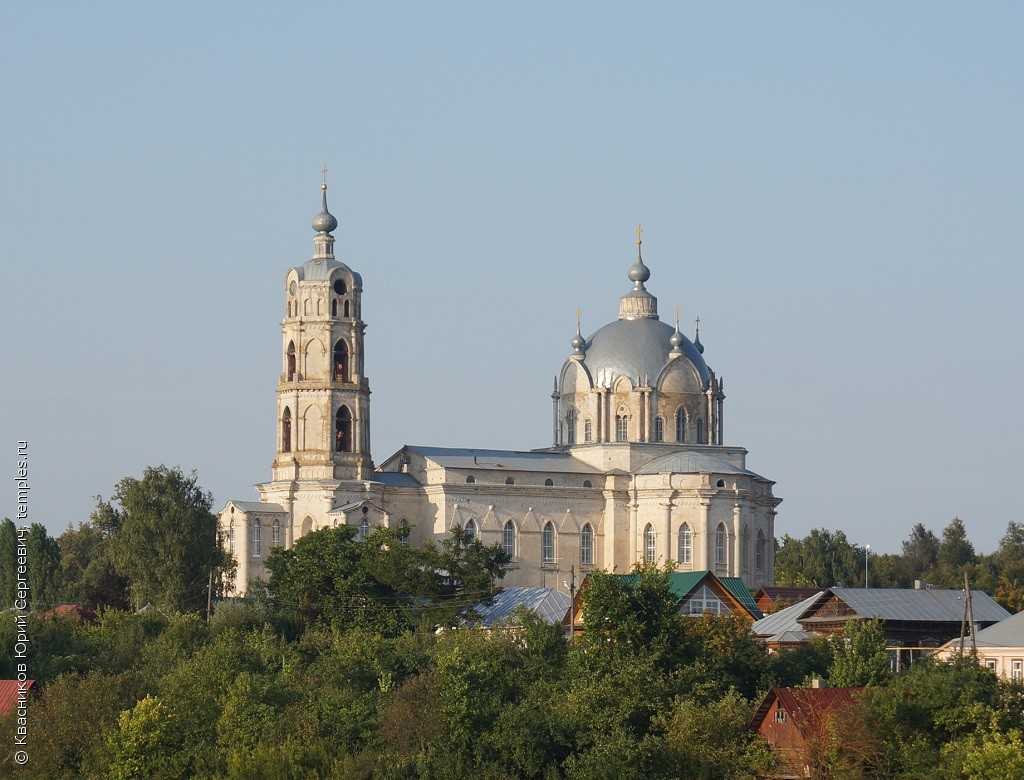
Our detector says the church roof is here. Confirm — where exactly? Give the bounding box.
[636,450,771,481]
[294,256,362,285]
[372,472,421,487]
[403,446,601,474]
[583,317,710,388]
[229,501,286,514]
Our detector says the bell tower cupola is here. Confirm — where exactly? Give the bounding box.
[273,175,372,483]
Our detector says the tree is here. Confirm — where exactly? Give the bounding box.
[57,521,130,610]
[901,523,940,582]
[97,466,223,612]
[107,695,176,780]
[25,523,62,610]
[828,618,890,687]
[775,529,863,589]
[934,517,977,587]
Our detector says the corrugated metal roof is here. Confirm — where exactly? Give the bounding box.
[969,609,1024,647]
[0,680,34,716]
[229,501,286,513]
[801,588,1010,625]
[406,446,601,474]
[753,593,823,638]
[371,472,421,487]
[472,587,572,627]
[720,577,764,619]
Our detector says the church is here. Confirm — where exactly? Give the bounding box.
[219,184,781,594]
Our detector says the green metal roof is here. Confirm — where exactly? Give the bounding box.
[607,571,762,619]
[719,577,764,619]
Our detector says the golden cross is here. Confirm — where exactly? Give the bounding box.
[695,315,701,334]
[635,225,643,246]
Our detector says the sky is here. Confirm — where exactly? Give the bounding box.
[2,3,1022,555]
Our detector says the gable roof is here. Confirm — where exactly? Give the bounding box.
[604,571,762,620]
[800,587,1010,625]
[472,587,572,627]
[720,577,764,619]
[0,680,34,716]
[965,609,1024,647]
[753,592,823,639]
[751,687,861,735]
[755,586,822,605]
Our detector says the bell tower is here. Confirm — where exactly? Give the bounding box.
[272,179,372,483]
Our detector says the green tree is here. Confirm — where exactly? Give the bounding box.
[775,529,863,589]
[961,726,1024,779]
[26,522,62,610]
[901,522,940,582]
[107,695,176,780]
[828,618,890,687]
[97,466,223,612]
[0,519,15,607]
[56,520,129,609]
[934,517,977,588]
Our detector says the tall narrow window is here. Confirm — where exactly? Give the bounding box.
[252,520,262,558]
[503,520,515,557]
[696,417,704,444]
[399,519,410,546]
[616,415,628,442]
[359,517,370,541]
[756,530,765,571]
[228,521,235,555]
[335,406,352,452]
[678,523,692,564]
[542,522,555,564]
[675,409,686,442]
[331,299,338,317]
[654,416,664,442]
[584,419,592,442]
[581,523,593,565]
[344,300,350,318]
[287,342,296,381]
[282,407,292,453]
[333,339,349,382]
[566,408,576,445]
[271,518,281,547]
[644,524,656,563]
[715,523,726,566]
[464,519,477,542]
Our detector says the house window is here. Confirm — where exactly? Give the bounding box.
[581,523,593,565]
[399,519,410,546]
[542,522,555,564]
[654,416,664,442]
[251,520,262,558]
[678,523,692,564]
[584,419,592,442]
[644,524,656,563]
[774,709,787,723]
[1012,660,1023,682]
[271,519,281,547]
[715,524,727,566]
[464,519,477,542]
[503,520,515,557]
[985,659,997,672]
[616,415,628,442]
[684,584,727,616]
[675,409,686,442]
[566,408,576,445]
[359,517,370,541]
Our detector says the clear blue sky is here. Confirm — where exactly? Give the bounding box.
[3,3,1022,555]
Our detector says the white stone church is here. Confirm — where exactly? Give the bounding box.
[219,185,780,594]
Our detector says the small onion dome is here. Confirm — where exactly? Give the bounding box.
[694,332,705,354]
[571,323,586,354]
[311,183,338,234]
[628,250,651,289]
[669,323,684,357]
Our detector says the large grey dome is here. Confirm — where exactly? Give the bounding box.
[583,318,710,387]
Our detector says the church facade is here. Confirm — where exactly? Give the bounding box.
[218,186,781,594]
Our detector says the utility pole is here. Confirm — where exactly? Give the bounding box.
[206,568,213,623]
[864,544,870,588]
[568,564,576,641]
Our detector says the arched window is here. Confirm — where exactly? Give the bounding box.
[616,414,628,442]
[271,519,281,547]
[696,417,704,444]
[331,299,338,317]
[644,523,656,563]
[466,475,476,484]
[678,523,692,564]
[333,278,347,296]
[399,519,410,546]
[581,523,593,565]
[464,519,477,542]
[566,408,576,445]
[282,407,292,453]
[344,300,350,318]
[542,522,555,564]
[252,519,262,558]
[715,523,727,566]
[287,342,296,381]
[675,409,686,442]
[654,416,664,442]
[583,480,592,488]
[228,521,235,554]
[584,419,593,442]
[544,478,554,486]
[333,339,349,382]
[335,406,352,452]
[756,530,766,571]
[505,476,514,485]
[359,517,370,541]
[503,520,516,557]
